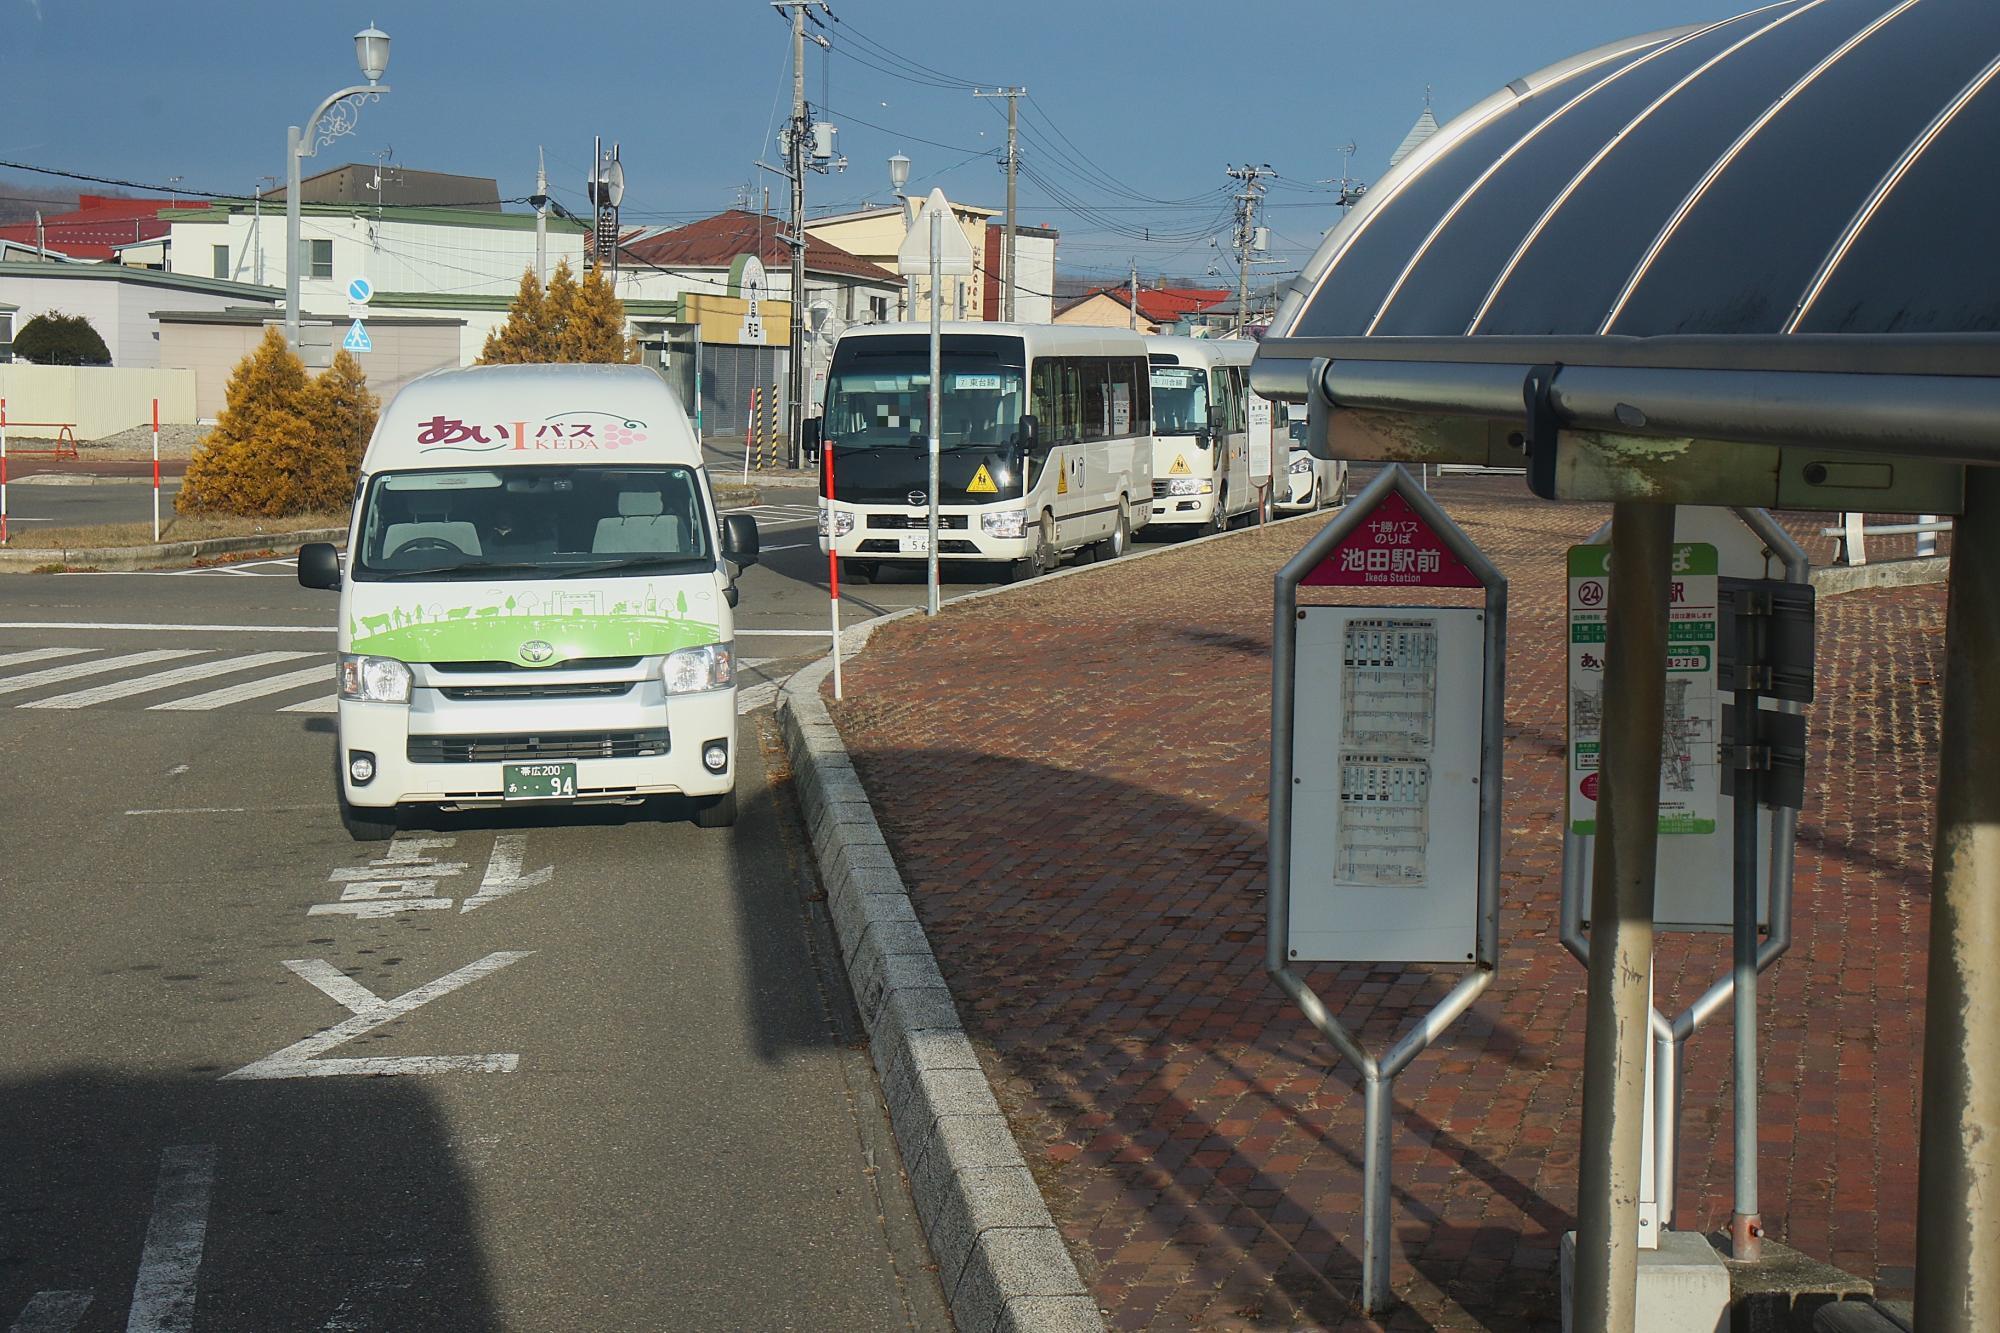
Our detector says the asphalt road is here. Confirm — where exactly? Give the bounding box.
[3,478,181,534]
[0,504,955,1332]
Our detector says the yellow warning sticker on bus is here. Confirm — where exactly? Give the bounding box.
[967,463,997,494]
[1169,454,1192,476]
[1057,466,1069,495]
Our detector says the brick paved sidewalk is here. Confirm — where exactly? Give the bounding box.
[829,496,1942,1330]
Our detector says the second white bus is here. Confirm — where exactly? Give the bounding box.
[1144,337,1274,534]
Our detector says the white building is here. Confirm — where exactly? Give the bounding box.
[162,200,588,361]
[0,261,278,368]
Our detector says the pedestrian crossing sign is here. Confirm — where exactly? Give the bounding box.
[1169,454,1191,476]
[343,319,372,353]
[966,463,997,494]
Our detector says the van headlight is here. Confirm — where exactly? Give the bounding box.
[663,642,734,694]
[338,653,412,704]
[1165,477,1213,496]
[818,506,855,538]
[979,509,1027,540]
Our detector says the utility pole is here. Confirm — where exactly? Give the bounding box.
[532,147,548,283]
[1129,258,1139,331]
[974,87,1026,321]
[1227,163,1274,335]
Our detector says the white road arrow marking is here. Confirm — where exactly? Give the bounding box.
[125,1145,215,1333]
[8,1291,93,1333]
[459,834,552,913]
[223,952,533,1080]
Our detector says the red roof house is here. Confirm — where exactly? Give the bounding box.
[0,195,186,261]
[1054,283,1233,333]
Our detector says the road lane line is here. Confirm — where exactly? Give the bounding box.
[0,648,92,670]
[0,622,331,633]
[0,651,200,697]
[125,1144,215,1333]
[9,1291,93,1332]
[148,664,333,711]
[22,651,317,710]
[278,695,336,713]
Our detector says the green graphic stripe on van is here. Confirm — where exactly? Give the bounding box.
[349,613,719,665]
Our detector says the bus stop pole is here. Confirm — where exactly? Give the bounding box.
[926,209,942,618]
[1914,466,2000,1332]
[1572,500,1675,1331]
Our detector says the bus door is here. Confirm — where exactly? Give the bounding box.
[1212,365,1249,514]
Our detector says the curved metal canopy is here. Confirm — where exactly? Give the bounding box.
[1279,0,2000,342]
[1253,0,2000,476]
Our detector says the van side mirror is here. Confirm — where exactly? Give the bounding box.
[297,542,341,590]
[723,513,760,568]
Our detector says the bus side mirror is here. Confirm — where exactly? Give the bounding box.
[723,514,760,568]
[801,417,822,456]
[1020,414,1039,448]
[297,542,341,590]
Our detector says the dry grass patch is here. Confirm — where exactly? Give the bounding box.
[6,510,349,550]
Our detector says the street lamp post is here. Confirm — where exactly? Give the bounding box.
[285,25,391,348]
[887,152,912,320]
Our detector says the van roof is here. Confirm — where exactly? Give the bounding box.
[363,363,699,472]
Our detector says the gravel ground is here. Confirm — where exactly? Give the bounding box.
[75,423,210,460]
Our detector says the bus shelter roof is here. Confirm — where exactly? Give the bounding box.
[1252,0,2000,473]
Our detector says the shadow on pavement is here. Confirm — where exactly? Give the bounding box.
[0,1070,494,1331]
[842,743,1562,1330]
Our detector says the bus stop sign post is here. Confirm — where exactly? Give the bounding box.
[1559,507,1811,1258]
[1268,463,1507,1315]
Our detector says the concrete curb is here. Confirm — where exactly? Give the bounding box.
[777,612,1103,1333]
[772,517,1334,1331]
[1810,556,1949,596]
[0,526,345,574]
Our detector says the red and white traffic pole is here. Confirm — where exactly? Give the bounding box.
[151,397,161,542]
[1,396,10,546]
[827,437,843,700]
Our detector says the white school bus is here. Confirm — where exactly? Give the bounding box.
[1144,336,1274,533]
[814,323,1154,582]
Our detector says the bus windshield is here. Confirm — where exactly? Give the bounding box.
[1149,365,1209,434]
[351,465,713,581]
[824,335,1026,449]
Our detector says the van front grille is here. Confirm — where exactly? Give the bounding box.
[436,682,635,701]
[407,729,670,764]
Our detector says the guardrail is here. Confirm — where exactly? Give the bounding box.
[1819,512,1949,566]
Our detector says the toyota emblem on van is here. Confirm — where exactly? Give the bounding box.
[519,640,555,664]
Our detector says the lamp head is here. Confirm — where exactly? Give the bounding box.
[354,24,390,84]
[887,152,910,192]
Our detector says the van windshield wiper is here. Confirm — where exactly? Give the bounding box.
[366,561,550,580]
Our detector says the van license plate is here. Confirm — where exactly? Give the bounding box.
[503,762,576,799]
[898,532,930,554]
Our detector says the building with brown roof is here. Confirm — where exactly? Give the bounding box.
[1054,284,1234,335]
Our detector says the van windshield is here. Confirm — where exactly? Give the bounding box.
[351,465,712,581]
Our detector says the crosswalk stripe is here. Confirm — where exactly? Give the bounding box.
[0,647,93,670]
[0,650,202,697]
[148,663,334,712]
[279,695,338,714]
[21,651,318,710]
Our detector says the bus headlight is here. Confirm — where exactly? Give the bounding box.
[979,509,1028,540]
[818,506,855,538]
[1165,477,1213,496]
[663,642,734,694]
[338,653,411,704]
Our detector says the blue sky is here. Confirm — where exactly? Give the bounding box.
[1,0,1751,283]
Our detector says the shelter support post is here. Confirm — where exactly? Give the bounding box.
[1573,501,1675,1330]
[1914,466,2000,1333]
[1730,646,1763,1259]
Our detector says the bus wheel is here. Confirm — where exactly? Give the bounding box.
[1035,511,1060,575]
[842,559,878,584]
[1096,503,1131,561]
[1205,500,1228,537]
